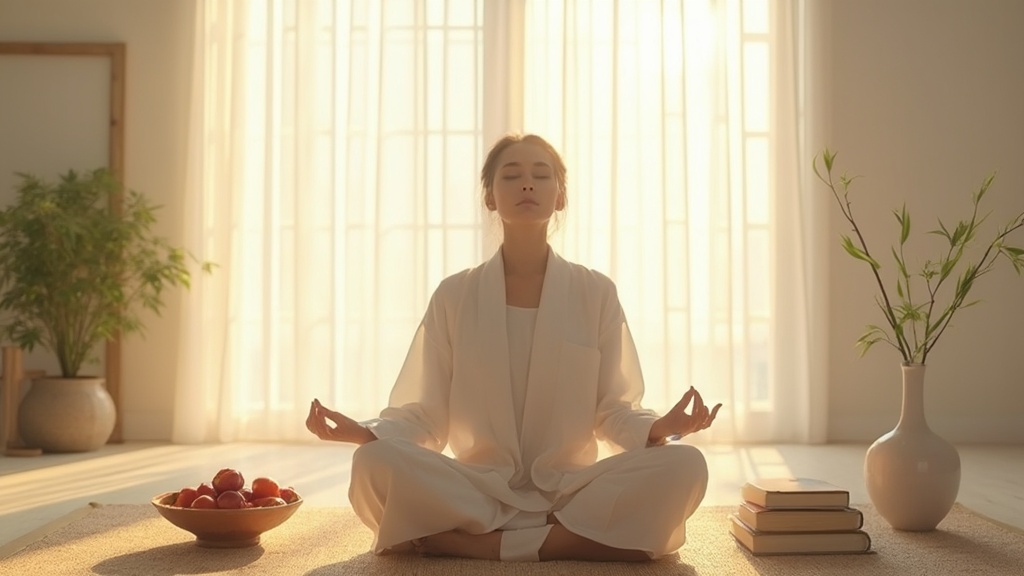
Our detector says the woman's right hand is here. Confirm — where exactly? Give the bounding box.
[305,399,377,445]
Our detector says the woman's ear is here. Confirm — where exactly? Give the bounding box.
[555,191,566,211]
[485,193,496,210]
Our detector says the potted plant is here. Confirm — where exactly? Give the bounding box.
[0,168,211,452]
[814,149,1024,531]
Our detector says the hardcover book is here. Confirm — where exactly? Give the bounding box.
[729,515,872,555]
[741,477,850,509]
[736,501,864,532]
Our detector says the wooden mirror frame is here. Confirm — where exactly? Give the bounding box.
[0,42,126,443]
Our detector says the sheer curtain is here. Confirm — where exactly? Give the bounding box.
[174,0,827,444]
[517,0,827,442]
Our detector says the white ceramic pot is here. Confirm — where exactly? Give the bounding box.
[18,376,116,452]
[864,363,960,531]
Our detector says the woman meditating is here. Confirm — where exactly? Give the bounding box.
[306,133,721,562]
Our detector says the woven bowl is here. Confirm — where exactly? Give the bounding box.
[151,492,303,548]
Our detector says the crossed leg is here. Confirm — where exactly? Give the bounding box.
[353,440,708,562]
[412,514,650,562]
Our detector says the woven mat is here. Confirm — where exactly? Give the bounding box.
[1,503,1022,575]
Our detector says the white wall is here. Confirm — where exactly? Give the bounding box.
[827,0,1024,442]
[0,0,194,440]
[1,0,1021,443]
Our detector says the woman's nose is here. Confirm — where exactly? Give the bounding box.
[522,184,534,191]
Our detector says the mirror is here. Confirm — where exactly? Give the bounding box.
[0,42,126,442]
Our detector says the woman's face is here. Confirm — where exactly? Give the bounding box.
[487,142,565,227]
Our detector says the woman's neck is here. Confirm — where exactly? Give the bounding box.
[501,228,549,277]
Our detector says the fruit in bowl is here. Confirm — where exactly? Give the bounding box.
[151,469,303,548]
[212,468,245,493]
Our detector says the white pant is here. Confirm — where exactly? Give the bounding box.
[348,438,709,560]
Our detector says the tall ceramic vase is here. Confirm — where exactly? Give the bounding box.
[863,363,960,531]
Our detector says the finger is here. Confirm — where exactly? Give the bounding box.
[320,409,339,426]
[703,403,723,429]
[698,405,709,425]
[305,402,318,432]
[315,400,343,422]
[709,403,723,420]
[322,407,349,428]
[314,398,335,418]
[676,387,695,412]
[693,405,711,431]
[308,400,325,430]
[690,387,705,417]
[310,406,333,439]
[309,415,327,438]
[319,422,337,441]
[313,402,332,422]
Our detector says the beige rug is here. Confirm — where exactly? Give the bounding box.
[1,503,1022,575]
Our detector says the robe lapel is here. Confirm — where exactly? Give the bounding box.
[520,248,569,449]
[476,250,521,455]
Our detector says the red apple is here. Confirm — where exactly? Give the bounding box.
[252,496,287,508]
[216,490,247,509]
[240,488,255,502]
[191,495,218,509]
[173,487,198,508]
[196,482,217,499]
[279,487,300,504]
[251,477,281,500]
[212,468,245,494]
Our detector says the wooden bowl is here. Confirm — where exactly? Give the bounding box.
[151,492,303,548]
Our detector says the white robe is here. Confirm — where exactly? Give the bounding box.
[352,248,708,558]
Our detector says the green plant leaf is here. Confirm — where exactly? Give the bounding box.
[817,148,1023,365]
[953,219,975,248]
[940,254,959,281]
[823,148,835,172]
[891,246,909,278]
[0,168,215,376]
[894,205,910,245]
[1003,246,1024,273]
[842,235,881,269]
[974,173,995,203]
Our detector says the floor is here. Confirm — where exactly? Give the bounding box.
[1,442,1023,550]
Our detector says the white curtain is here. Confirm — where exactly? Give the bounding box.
[175,0,828,444]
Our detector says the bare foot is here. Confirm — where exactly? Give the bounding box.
[381,540,416,555]
[539,525,651,562]
[412,530,501,560]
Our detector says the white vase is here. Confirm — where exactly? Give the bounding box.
[863,363,960,531]
[18,376,116,452]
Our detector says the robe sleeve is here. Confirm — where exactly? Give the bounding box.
[593,284,660,452]
[362,284,453,452]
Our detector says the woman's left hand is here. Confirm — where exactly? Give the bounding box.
[649,386,722,444]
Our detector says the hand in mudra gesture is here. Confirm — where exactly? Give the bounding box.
[651,386,722,443]
[305,399,376,445]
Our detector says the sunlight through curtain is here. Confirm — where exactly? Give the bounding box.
[519,0,826,442]
[174,0,827,444]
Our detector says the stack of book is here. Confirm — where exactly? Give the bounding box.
[729,477,872,555]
